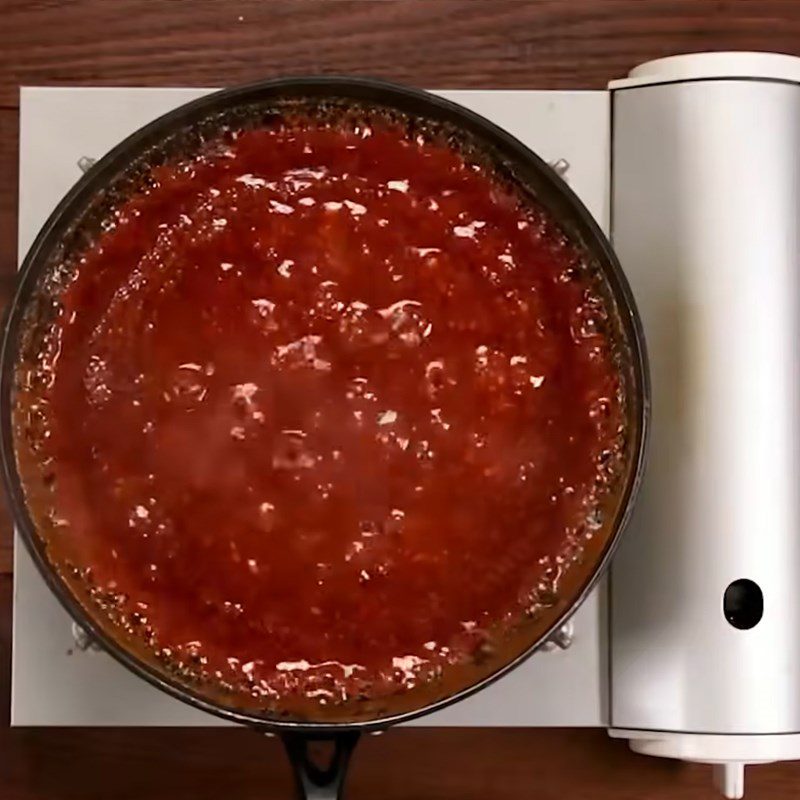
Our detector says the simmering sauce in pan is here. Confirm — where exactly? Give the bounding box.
[20,109,625,715]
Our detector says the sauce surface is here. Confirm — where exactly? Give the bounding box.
[24,110,624,714]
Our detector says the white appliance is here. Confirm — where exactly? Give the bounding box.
[608,52,800,800]
[12,52,800,799]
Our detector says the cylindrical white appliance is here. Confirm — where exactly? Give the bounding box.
[607,52,800,799]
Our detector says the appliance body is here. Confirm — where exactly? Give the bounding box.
[608,52,800,798]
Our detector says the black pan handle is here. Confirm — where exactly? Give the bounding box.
[281,732,361,800]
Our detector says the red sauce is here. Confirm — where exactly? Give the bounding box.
[27,111,623,713]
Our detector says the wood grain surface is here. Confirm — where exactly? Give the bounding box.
[2,1,800,798]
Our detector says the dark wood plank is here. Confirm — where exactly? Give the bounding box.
[0,527,10,576]
[2,0,800,106]
[0,108,17,576]
[3,2,800,798]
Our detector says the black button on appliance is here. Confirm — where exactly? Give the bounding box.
[723,579,763,630]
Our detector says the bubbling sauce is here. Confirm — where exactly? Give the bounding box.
[18,107,625,717]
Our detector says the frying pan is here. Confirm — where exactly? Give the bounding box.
[0,77,649,798]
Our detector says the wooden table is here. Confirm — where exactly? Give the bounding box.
[2,2,800,797]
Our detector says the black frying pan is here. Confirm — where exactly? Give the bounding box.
[0,77,649,799]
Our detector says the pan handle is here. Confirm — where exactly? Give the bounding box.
[281,732,361,800]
